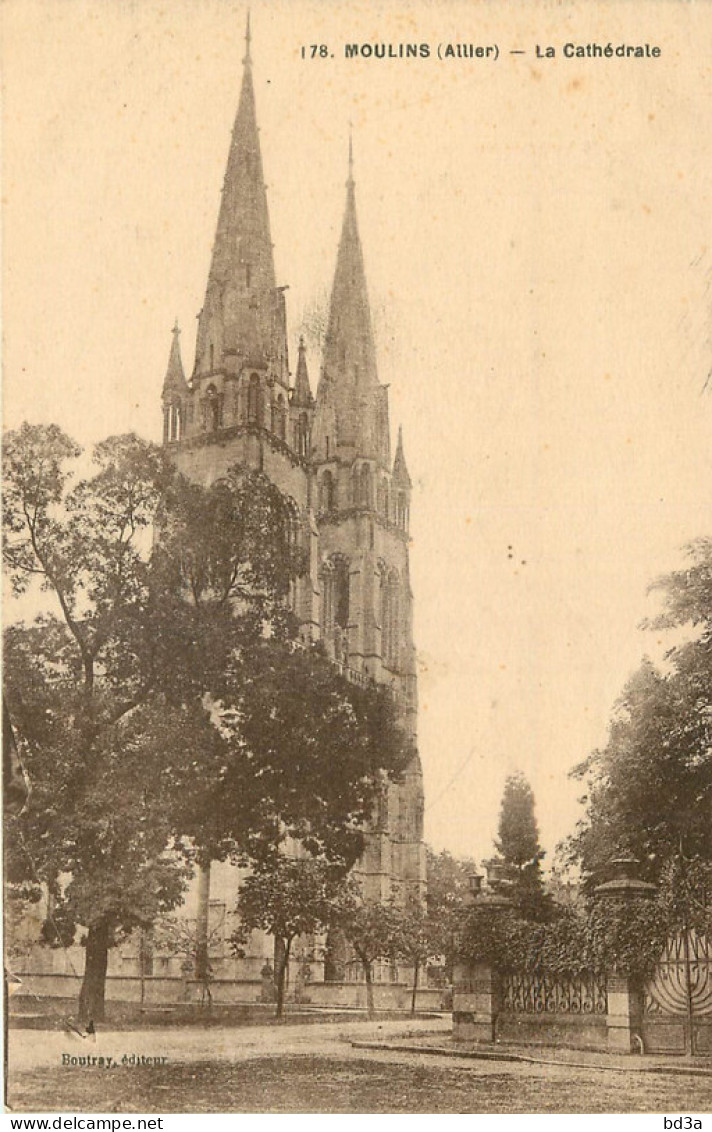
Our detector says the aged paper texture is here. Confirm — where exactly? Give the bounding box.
[3,0,711,1116]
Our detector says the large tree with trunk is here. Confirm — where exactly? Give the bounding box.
[3,423,411,1023]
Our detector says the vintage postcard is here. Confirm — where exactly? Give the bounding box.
[2,0,711,1118]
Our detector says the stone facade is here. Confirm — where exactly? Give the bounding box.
[160,29,425,964]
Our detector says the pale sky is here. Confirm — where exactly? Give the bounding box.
[3,0,711,868]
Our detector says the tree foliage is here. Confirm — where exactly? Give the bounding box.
[565,540,712,886]
[458,897,670,982]
[231,857,349,1016]
[424,847,477,983]
[387,900,445,1014]
[491,773,552,921]
[3,426,197,1020]
[3,422,411,1022]
[495,773,544,871]
[337,898,403,1018]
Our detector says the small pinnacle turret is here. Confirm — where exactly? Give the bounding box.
[162,321,189,400]
[293,336,313,406]
[393,425,411,487]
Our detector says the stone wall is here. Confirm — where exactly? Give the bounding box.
[452,964,642,1054]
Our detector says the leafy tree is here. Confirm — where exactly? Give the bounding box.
[231,858,348,1017]
[493,773,551,920]
[424,848,476,984]
[657,855,712,939]
[565,539,712,887]
[337,898,402,1019]
[3,425,199,1021]
[425,848,477,915]
[388,901,444,1015]
[495,773,544,872]
[3,423,411,1023]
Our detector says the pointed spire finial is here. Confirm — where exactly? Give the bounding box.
[393,424,411,486]
[347,124,354,187]
[244,9,252,65]
[294,333,313,405]
[162,318,188,399]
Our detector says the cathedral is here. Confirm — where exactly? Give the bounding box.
[157,23,426,986]
[10,23,429,1008]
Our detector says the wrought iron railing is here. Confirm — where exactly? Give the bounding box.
[643,930,712,1018]
[502,971,608,1015]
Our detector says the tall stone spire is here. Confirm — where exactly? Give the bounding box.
[193,16,287,382]
[207,17,274,293]
[323,139,378,392]
[162,320,189,399]
[317,138,382,458]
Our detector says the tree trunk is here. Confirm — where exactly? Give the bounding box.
[324,927,347,982]
[275,938,291,1019]
[78,920,109,1024]
[411,958,420,1016]
[363,959,375,1019]
[194,862,211,999]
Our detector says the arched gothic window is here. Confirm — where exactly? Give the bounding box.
[297,412,309,457]
[380,570,401,671]
[172,401,182,441]
[205,385,220,433]
[321,562,334,633]
[397,491,408,530]
[335,559,350,629]
[164,402,183,443]
[277,394,287,441]
[283,499,300,611]
[320,470,335,512]
[321,557,350,633]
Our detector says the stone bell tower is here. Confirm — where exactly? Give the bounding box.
[159,25,425,925]
[311,142,426,905]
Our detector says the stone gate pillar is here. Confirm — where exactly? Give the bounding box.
[453,962,502,1043]
[452,869,510,1044]
[594,856,656,1054]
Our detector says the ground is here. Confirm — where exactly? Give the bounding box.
[8,1055,712,1114]
[7,1018,712,1114]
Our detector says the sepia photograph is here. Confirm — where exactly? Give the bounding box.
[2,0,711,1117]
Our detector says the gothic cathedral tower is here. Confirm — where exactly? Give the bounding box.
[160,25,425,912]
